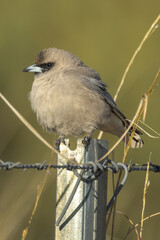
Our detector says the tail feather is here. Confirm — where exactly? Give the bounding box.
[124,119,144,148]
[129,132,144,148]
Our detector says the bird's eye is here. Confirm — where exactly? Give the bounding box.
[38,62,55,73]
[46,62,54,68]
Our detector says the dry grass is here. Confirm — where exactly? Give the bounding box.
[116,211,140,240]
[139,153,151,239]
[126,211,160,238]
[113,14,160,103]
[0,93,76,165]
[105,62,160,240]
[105,67,159,237]
[98,14,160,140]
[0,93,57,154]
[22,172,48,240]
[97,95,145,163]
[104,13,160,239]
[109,210,160,239]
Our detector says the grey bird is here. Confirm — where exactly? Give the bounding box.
[23,48,143,149]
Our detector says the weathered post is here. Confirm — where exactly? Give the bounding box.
[55,138,108,240]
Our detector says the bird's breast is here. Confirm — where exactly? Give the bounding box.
[29,76,109,136]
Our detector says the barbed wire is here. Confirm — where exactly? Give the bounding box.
[1,158,159,228]
[0,159,160,172]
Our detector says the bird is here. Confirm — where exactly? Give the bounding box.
[23,47,143,150]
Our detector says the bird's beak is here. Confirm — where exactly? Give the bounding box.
[23,64,42,73]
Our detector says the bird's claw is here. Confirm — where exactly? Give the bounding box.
[82,135,92,151]
[55,137,66,152]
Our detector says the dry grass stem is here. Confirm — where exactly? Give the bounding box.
[126,211,160,237]
[106,70,160,231]
[139,120,160,137]
[126,120,159,138]
[98,96,145,162]
[142,94,148,122]
[116,211,139,240]
[21,142,57,239]
[97,130,103,139]
[139,153,151,239]
[98,14,160,140]
[0,92,79,239]
[22,172,48,240]
[0,93,57,152]
[114,14,160,102]
[122,69,160,164]
[0,92,71,163]
[146,70,160,97]
[106,211,140,239]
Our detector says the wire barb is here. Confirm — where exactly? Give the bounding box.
[0,159,160,172]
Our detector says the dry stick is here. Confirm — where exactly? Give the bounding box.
[21,147,57,240]
[106,210,140,240]
[139,120,160,137]
[126,120,160,139]
[106,119,140,231]
[101,21,160,234]
[98,14,160,140]
[122,94,148,164]
[116,70,159,197]
[106,70,160,233]
[97,96,145,163]
[116,211,140,240]
[22,173,48,240]
[114,15,160,102]
[0,93,57,152]
[126,211,160,238]
[105,96,145,235]
[0,93,58,240]
[0,92,80,238]
[0,92,73,164]
[142,95,148,122]
[122,69,160,165]
[139,153,151,240]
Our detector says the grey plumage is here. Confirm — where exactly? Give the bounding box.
[23,48,143,148]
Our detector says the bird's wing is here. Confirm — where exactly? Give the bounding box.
[71,67,127,124]
[65,67,142,135]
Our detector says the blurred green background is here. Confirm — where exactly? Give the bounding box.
[0,0,160,239]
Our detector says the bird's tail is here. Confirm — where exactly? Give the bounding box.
[128,131,144,148]
[125,122,144,148]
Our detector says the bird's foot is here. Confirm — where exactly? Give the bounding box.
[82,134,93,151]
[55,136,66,152]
